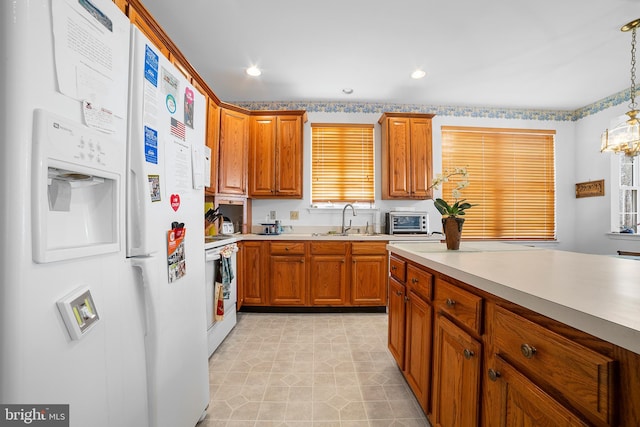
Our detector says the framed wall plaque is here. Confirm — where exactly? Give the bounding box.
[575,179,605,198]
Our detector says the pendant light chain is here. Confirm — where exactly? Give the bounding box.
[631,27,637,111]
[601,18,640,156]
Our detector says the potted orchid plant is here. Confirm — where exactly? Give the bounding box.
[430,167,475,249]
[431,167,474,217]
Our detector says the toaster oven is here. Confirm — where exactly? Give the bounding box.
[385,212,429,234]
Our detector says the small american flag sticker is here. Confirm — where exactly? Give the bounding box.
[170,117,185,140]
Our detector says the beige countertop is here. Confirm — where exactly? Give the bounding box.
[387,241,640,354]
[204,232,441,249]
[238,233,443,242]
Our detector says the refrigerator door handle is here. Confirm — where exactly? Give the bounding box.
[128,166,156,257]
[130,256,160,344]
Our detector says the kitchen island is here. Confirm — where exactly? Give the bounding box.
[387,241,640,426]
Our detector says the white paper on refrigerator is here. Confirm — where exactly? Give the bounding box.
[51,0,129,117]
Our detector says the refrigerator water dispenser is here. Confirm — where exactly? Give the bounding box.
[32,109,121,263]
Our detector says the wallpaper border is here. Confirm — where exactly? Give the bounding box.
[232,89,631,122]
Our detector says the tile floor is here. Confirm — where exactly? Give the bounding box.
[203,312,430,427]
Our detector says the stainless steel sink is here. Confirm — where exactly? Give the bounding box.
[310,232,379,237]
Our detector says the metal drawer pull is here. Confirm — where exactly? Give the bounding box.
[391,265,397,271]
[520,343,537,359]
[411,278,418,284]
[463,349,474,359]
[446,298,456,307]
[488,369,501,382]
[395,290,403,296]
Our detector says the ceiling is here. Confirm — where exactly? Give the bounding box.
[142,0,640,111]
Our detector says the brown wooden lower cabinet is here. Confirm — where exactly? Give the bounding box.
[388,251,640,427]
[269,242,306,305]
[351,254,387,305]
[489,356,590,426]
[387,256,433,414]
[431,314,481,427]
[270,254,306,305]
[403,289,432,413]
[239,239,388,308]
[387,277,406,369]
[238,241,267,306]
[351,242,388,306]
[309,242,348,305]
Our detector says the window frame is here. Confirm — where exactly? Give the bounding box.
[441,126,557,241]
[311,123,375,206]
[610,154,640,234]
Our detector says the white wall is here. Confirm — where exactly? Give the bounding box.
[574,103,640,254]
[252,110,579,251]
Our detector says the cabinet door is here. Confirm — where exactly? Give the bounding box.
[404,290,432,413]
[114,0,127,14]
[309,254,347,305]
[205,99,220,195]
[409,118,433,198]
[432,315,482,427]
[128,5,170,58]
[219,109,248,195]
[270,256,306,305]
[275,115,303,197]
[351,254,387,305]
[240,241,266,306]
[249,116,277,197]
[387,277,406,369]
[169,52,191,81]
[489,357,590,427]
[386,118,412,198]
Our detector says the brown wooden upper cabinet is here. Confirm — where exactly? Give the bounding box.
[249,112,306,198]
[379,113,435,199]
[113,0,127,14]
[127,2,170,58]
[205,99,220,195]
[218,107,249,196]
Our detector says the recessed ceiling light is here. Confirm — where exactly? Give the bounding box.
[246,66,261,77]
[411,69,426,79]
[342,88,354,95]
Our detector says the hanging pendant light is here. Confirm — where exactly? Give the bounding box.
[601,19,640,157]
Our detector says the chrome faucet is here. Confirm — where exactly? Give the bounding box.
[341,204,357,234]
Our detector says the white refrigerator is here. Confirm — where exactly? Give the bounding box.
[0,1,210,426]
[0,0,148,426]
[126,26,210,427]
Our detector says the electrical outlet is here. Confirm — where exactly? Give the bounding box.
[290,210,299,220]
[270,210,276,220]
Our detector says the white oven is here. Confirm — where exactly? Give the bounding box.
[204,241,238,357]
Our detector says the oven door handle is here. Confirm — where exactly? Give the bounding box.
[206,251,222,262]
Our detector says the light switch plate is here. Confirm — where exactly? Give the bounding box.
[57,286,100,340]
[290,210,299,220]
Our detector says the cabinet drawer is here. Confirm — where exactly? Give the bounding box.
[270,241,305,255]
[389,256,406,282]
[310,241,348,255]
[351,241,387,255]
[434,278,482,333]
[406,265,432,301]
[493,305,615,426]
